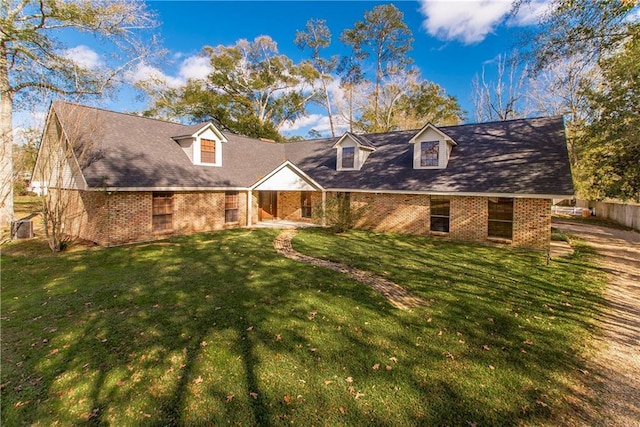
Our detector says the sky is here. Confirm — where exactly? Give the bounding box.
[16,0,554,139]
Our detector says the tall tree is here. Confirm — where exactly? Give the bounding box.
[144,36,319,141]
[578,26,640,201]
[358,68,463,132]
[0,0,158,228]
[517,0,639,72]
[295,19,339,137]
[471,54,529,122]
[341,4,413,132]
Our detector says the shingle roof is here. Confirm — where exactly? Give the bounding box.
[51,101,574,196]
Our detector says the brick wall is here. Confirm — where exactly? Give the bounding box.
[449,196,487,243]
[513,198,551,251]
[106,192,153,245]
[351,193,430,235]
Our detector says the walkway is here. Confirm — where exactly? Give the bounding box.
[552,220,640,426]
[273,229,426,310]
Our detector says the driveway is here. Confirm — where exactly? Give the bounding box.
[552,219,640,426]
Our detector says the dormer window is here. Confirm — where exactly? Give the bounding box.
[410,123,457,170]
[342,147,355,169]
[333,132,376,171]
[201,139,216,164]
[172,122,227,167]
[420,141,439,167]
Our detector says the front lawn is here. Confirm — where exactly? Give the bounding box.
[1,228,605,425]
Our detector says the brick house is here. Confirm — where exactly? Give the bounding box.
[33,101,574,250]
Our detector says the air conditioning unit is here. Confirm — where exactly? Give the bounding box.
[11,219,34,239]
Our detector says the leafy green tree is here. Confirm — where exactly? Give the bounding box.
[341,4,413,132]
[295,19,339,137]
[145,36,319,141]
[578,26,640,201]
[518,0,639,71]
[1,0,158,228]
[357,68,463,133]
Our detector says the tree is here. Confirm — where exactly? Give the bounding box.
[517,0,639,72]
[471,54,530,122]
[358,68,463,132]
[295,19,339,137]
[578,26,640,201]
[144,36,319,141]
[341,4,413,132]
[32,103,103,251]
[12,127,40,195]
[1,0,159,228]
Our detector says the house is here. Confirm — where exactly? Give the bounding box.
[33,101,574,250]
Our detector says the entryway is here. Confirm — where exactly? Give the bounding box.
[258,191,278,221]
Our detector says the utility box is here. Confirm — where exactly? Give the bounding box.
[11,219,34,239]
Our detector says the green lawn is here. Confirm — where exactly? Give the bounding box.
[1,228,605,426]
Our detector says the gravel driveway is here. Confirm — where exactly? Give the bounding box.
[552,219,640,426]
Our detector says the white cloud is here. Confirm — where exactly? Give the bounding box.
[419,0,550,44]
[62,45,103,69]
[280,114,324,132]
[178,56,212,81]
[127,55,211,88]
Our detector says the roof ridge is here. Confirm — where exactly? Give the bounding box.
[52,100,189,127]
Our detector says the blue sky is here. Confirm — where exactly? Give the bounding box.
[17,0,553,138]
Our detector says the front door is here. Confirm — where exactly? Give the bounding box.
[259,191,278,221]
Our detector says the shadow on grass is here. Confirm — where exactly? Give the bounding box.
[1,227,607,425]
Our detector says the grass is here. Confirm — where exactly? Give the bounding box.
[1,226,606,426]
[553,214,636,232]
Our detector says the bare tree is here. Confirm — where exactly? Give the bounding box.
[32,103,102,251]
[1,0,159,228]
[472,54,530,122]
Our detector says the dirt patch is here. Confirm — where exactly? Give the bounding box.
[552,220,640,426]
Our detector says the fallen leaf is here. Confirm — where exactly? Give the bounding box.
[200,341,207,347]
[339,406,346,414]
[194,376,203,384]
[310,348,317,352]
[249,392,258,399]
[116,380,126,387]
[389,357,398,363]
[323,380,333,386]
[483,345,490,351]
[489,365,495,370]
[283,394,292,404]
[386,365,393,370]
[536,400,548,407]
[345,376,353,383]
[226,393,235,403]
[355,392,365,399]
[438,330,443,336]
[348,386,355,393]
[427,317,432,323]
[246,326,254,331]
[524,339,534,345]
[142,413,151,418]
[275,334,282,341]
[372,363,380,370]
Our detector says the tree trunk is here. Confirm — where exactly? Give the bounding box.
[321,76,335,137]
[0,40,14,229]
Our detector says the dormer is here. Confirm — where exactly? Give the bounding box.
[332,132,376,171]
[409,123,457,169]
[172,122,228,167]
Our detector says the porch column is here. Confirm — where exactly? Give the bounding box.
[321,190,326,227]
[247,190,252,227]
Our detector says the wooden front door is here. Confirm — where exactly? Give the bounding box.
[258,191,278,221]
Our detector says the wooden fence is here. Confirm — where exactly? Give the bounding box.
[576,200,640,231]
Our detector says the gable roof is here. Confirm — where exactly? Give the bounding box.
[47,101,574,197]
[409,123,457,145]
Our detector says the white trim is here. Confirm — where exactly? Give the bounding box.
[250,161,324,191]
[324,188,573,199]
[409,123,456,145]
[92,186,249,192]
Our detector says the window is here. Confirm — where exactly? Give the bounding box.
[342,147,355,169]
[301,192,313,218]
[488,197,513,239]
[201,138,216,163]
[421,141,439,167]
[152,192,173,232]
[430,196,450,233]
[225,191,239,223]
